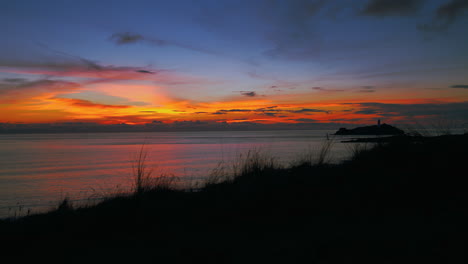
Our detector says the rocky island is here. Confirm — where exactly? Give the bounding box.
[335,121,405,135]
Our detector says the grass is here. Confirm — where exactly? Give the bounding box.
[132,143,155,194]
[2,133,468,263]
[131,143,179,195]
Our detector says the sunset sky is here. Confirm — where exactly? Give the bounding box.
[1,0,467,127]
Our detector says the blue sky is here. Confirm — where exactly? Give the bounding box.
[1,0,467,126]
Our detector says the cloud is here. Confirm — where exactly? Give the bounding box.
[0,120,346,133]
[246,71,300,89]
[311,87,345,92]
[354,109,379,115]
[239,91,257,97]
[109,31,221,57]
[52,98,131,109]
[355,85,376,93]
[418,0,468,32]
[109,32,144,44]
[208,106,330,117]
[353,102,468,122]
[135,70,155,74]
[329,118,363,122]
[290,108,329,114]
[357,89,376,93]
[59,91,150,107]
[361,0,423,16]
[217,109,252,113]
[261,112,278,117]
[255,106,281,117]
[450,84,468,89]
[1,78,27,83]
[196,1,361,63]
[0,56,159,81]
[0,79,81,103]
[292,118,318,123]
[110,32,168,46]
[0,51,209,86]
[260,0,329,60]
[0,43,164,82]
[436,0,468,23]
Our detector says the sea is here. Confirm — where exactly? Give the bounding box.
[0,130,369,218]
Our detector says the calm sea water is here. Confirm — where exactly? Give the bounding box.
[0,130,362,218]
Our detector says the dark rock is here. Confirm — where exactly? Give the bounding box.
[335,123,405,135]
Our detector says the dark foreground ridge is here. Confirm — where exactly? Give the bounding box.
[335,123,405,135]
[2,134,468,263]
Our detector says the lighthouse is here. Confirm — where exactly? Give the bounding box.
[378,119,381,127]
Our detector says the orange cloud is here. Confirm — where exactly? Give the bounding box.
[1,66,467,125]
[0,79,81,103]
[51,98,131,109]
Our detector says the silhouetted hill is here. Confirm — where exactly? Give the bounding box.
[1,134,467,263]
[335,123,405,135]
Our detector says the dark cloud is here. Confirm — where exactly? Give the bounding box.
[78,57,104,71]
[0,52,157,81]
[312,87,345,92]
[110,31,221,56]
[436,0,468,23]
[136,70,154,74]
[210,107,288,117]
[240,91,257,97]
[246,72,300,90]
[53,98,131,109]
[63,91,149,107]
[354,109,379,115]
[361,0,423,16]
[357,89,376,93]
[0,120,351,133]
[290,108,330,114]
[109,32,144,44]
[353,102,468,122]
[255,106,281,116]
[329,118,364,122]
[356,85,376,93]
[2,78,27,83]
[207,106,330,118]
[418,0,468,32]
[196,1,357,62]
[292,118,319,123]
[261,0,329,60]
[110,32,169,46]
[198,1,376,62]
[0,79,81,103]
[218,109,252,113]
[450,84,468,89]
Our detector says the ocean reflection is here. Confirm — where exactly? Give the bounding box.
[0,130,356,217]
